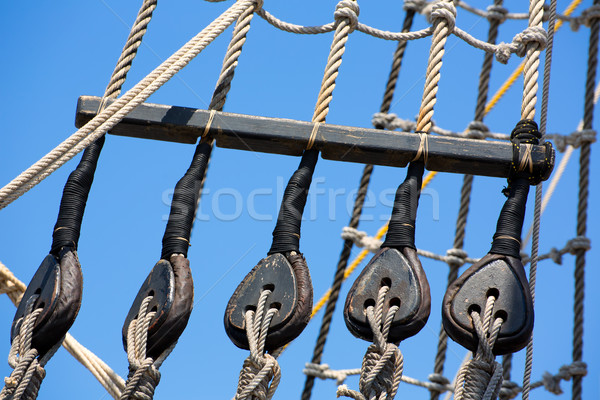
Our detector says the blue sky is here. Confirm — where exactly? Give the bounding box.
[0,1,598,399]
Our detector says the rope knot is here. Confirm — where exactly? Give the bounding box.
[499,380,520,399]
[428,373,452,393]
[566,236,591,254]
[549,247,563,265]
[429,1,457,33]
[466,121,490,139]
[251,0,264,12]
[579,4,600,28]
[445,248,468,267]
[403,0,427,12]
[334,0,360,32]
[541,362,587,395]
[372,112,398,130]
[550,129,597,152]
[495,42,513,64]
[486,5,508,23]
[512,26,548,58]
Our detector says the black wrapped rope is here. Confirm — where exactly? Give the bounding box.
[381,161,425,250]
[489,178,530,258]
[268,149,319,255]
[161,141,212,259]
[51,135,105,255]
[489,119,542,258]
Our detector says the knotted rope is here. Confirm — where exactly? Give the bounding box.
[337,286,403,400]
[234,289,281,400]
[120,296,174,400]
[454,295,504,400]
[0,296,61,400]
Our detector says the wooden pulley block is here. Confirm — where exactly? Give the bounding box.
[344,246,430,343]
[11,247,83,358]
[122,254,194,360]
[442,253,534,355]
[224,252,313,352]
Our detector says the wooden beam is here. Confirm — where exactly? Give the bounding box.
[75,95,553,179]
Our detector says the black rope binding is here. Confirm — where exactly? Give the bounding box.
[381,161,425,250]
[161,141,212,259]
[51,135,106,255]
[268,149,319,255]
[490,119,542,258]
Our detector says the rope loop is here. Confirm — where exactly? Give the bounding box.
[566,236,591,254]
[428,1,457,33]
[445,248,468,267]
[513,26,548,58]
[251,0,264,12]
[466,120,490,139]
[334,0,360,32]
[486,4,508,23]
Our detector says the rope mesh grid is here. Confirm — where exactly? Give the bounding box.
[0,0,597,399]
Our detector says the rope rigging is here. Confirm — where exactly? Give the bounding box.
[0,0,598,399]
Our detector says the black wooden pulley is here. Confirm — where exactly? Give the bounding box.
[122,254,194,360]
[442,253,533,355]
[224,252,313,351]
[11,247,83,358]
[344,246,430,343]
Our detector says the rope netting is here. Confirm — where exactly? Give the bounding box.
[0,0,598,399]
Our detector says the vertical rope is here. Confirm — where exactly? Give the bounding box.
[572,1,599,399]
[415,1,456,133]
[520,0,545,120]
[522,0,558,398]
[190,0,260,234]
[300,8,415,400]
[430,3,503,398]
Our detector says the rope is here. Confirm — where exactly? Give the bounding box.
[0,0,257,210]
[191,0,260,238]
[0,297,60,400]
[522,0,558,397]
[301,9,416,399]
[454,296,504,400]
[337,286,404,400]
[572,0,599,397]
[233,289,281,400]
[430,1,506,396]
[0,262,26,306]
[120,296,174,400]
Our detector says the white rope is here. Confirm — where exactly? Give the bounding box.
[337,286,404,400]
[233,289,281,400]
[0,0,258,210]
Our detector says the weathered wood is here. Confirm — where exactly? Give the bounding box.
[76,95,554,178]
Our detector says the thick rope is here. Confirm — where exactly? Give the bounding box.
[300,8,415,400]
[233,289,281,400]
[572,0,599,398]
[416,0,456,133]
[120,296,174,400]
[190,0,260,235]
[454,296,504,400]
[0,297,60,400]
[430,2,504,398]
[337,286,404,400]
[0,0,257,210]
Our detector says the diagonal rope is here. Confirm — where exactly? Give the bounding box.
[0,0,257,210]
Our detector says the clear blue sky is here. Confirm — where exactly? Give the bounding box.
[0,1,598,399]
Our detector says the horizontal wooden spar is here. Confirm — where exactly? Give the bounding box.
[75,95,554,179]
